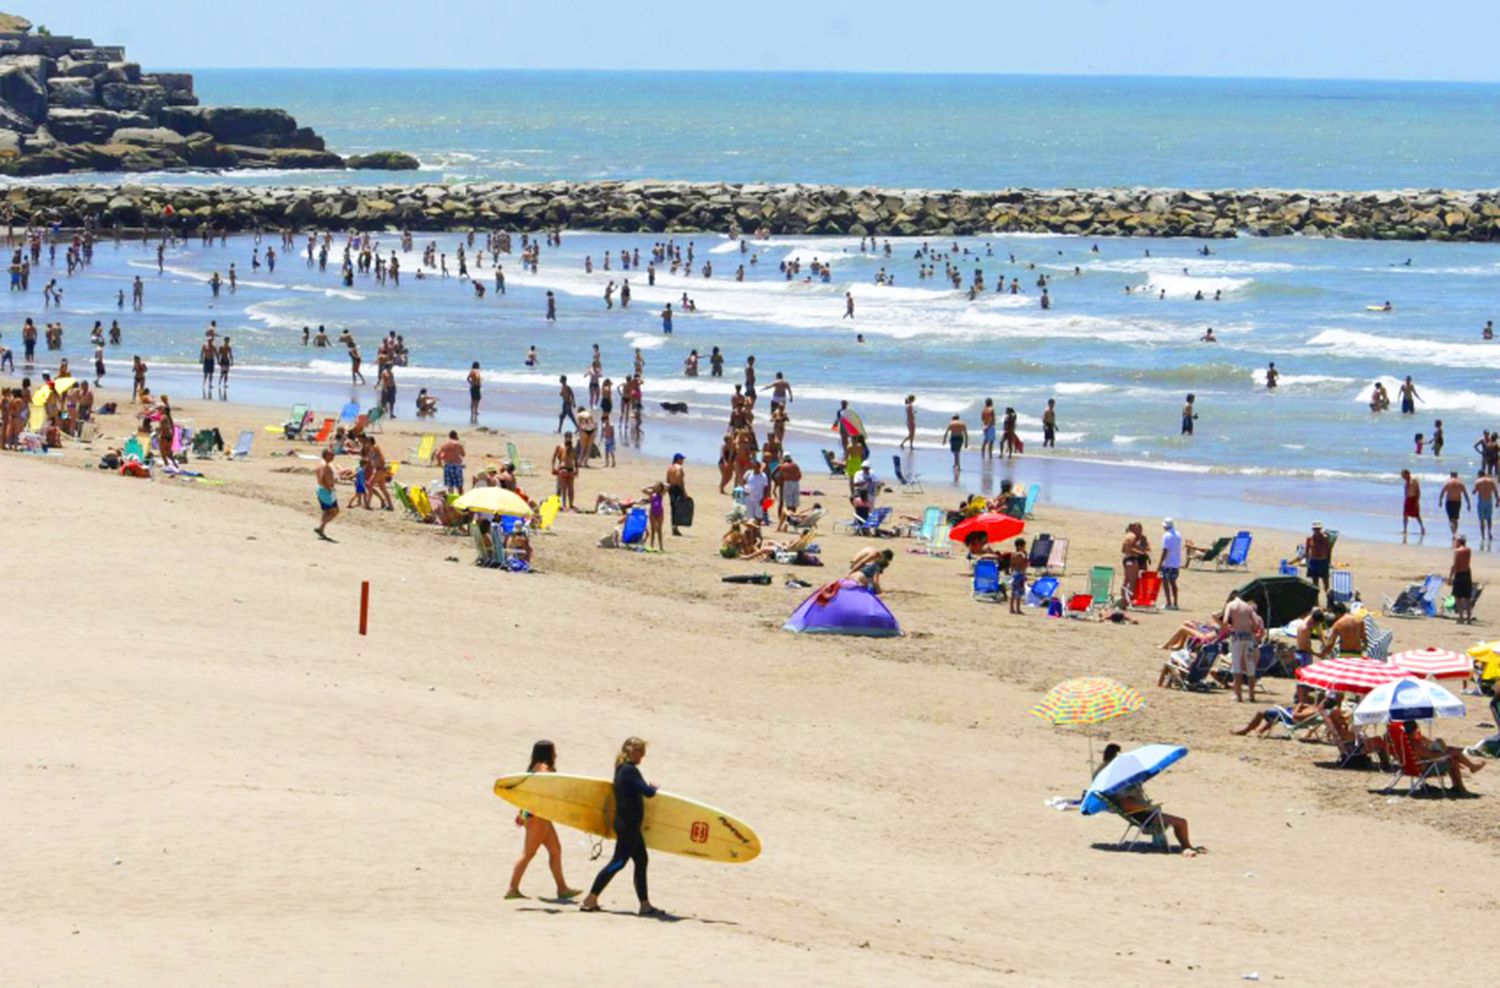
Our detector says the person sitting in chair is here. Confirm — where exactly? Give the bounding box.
[1097,744,1205,856]
[1402,721,1484,795]
[1232,684,1327,737]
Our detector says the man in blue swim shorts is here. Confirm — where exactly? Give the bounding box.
[314,447,340,541]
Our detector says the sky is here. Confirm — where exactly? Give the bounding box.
[30,1,1500,81]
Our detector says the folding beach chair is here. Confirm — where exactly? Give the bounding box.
[284,408,314,440]
[1022,483,1041,519]
[1279,560,1299,577]
[408,485,436,522]
[392,482,418,519]
[925,523,953,558]
[1046,536,1070,575]
[1025,575,1060,607]
[891,455,924,493]
[1382,724,1450,796]
[620,507,648,547]
[1028,535,1053,571]
[1097,793,1168,853]
[910,505,943,542]
[337,401,360,427]
[1383,574,1443,618]
[190,429,220,459]
[1064,593,1093,619]
[1217,530,1252,571]
[1129,570,1163,611]
[472,525,500,567]
[408,433,437,466]
[228,430,253,459]
[365,406,386,433]
[506,441,537,476]
[850,506,891,537]
[972,559,1005,603]
[1162,643,1222,691]
[309,418,335,445]
[537,495,561,532]
[1189,536,1231,569]
[822,449,844,476]
[1088,566,1114,610]
[122,435,151,468]
[282,403,309,434]
[1329,569,1355,606]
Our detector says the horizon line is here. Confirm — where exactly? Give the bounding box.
[163,66,1500,86]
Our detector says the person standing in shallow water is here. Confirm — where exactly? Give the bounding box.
[580,737,664,917]
[941,415,968,480]
[1180,394,1197,436]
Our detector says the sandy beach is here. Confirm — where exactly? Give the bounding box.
[3,385,1497,986]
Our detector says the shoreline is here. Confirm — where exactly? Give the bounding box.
[8,181,1500,240]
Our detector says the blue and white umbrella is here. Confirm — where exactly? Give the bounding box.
[1080,744,1188,816]
[1353,677,1466,726]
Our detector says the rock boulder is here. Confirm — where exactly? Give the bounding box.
[43,107,150,144]
[0,62,46,120]
[346,150,420,170]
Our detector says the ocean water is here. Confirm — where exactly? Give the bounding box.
[10,228,1500,543]
[17,71,1500,189]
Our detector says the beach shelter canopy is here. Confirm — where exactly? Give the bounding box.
[950,513,1025,547]
[452,487,531,517]
[1081,744,1188,816]
[1296,657,1410,695]
[784,581,900,638]
[1230,575,1319,628]
[1386,647,1470,680]
[1352,678,1466,726]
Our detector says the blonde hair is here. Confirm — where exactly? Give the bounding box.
[615,736,647,768]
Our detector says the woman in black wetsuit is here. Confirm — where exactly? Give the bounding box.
[580,736,663,916]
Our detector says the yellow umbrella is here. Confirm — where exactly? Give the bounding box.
[1031,676,1146,771]
[452,486,531,516]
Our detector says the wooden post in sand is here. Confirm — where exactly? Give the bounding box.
[359,581,370,636]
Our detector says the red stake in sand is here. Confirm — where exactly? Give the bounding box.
[359,581,370,636]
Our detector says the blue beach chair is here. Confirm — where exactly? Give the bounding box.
[972,559,1004,602]
[850,506,892,537]
[1022,483,1041,519]
[1026,575,1060,607]
[1217,530,1252,571]
[910,506,943,542]
[892,455,924,493]
[337,401,360,427]
[229,430,253,459]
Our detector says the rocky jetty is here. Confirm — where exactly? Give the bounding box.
[7,181,1500,241]
[0,13,410,175]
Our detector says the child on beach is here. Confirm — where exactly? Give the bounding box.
[647,482,666,551]
[602,415,616,467]
[1414,432,1425,456]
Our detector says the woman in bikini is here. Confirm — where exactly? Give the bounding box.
[552,432,578,511]
[505,740,582,901]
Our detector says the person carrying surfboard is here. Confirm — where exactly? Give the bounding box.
[506,741,582,901]
[581,737,663,917]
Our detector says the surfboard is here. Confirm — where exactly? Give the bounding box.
[493,773,761,864]
[1366,305,1392,311]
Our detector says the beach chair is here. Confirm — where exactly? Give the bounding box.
[1064,593,1093,619]
[282,403,309,434]
[849,506,892,537]
[1025,575,1060,607]
[506,441,537,476]
[308,418,335,445]
[537,495,561,532]
[408,485,436,523]
[229,430,253,459]
[1130,570,1163,611]
[1162,643,1222,691]
[1279,560,1299,577]
[337,401,360,427]
[1217,531,1252,571]
[1088,566,1114,611]
[1442,584,1484,619]
[821,449,844,476]
[1188,536,1231,569]
[1383,574,1443,618]
[472,525,500,567]
[392,481,417,519]
[1028,535,1053,571]
[284,408,315,440]
[909,505,943,542]
[190,429,219,459]
[1266,705,1328,741]
[365,406,386,433]
[924,523,953,558]
[1382,724,1450,796]
[1022,483,1041,519]
[1046,537,1070,575]
[408,433,437,466]
[1329,569,1355,606]
[891,455,923,493]
[122,435,150,467]
[620,507,648,547]
[1097,793,1169,853]
[972,559,1005,603]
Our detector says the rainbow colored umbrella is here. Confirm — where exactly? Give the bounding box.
[1032,677,1144,727]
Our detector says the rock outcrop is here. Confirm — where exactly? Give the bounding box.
[9,181,1500,242]
[347,151,421,171]
[0,13,412,175]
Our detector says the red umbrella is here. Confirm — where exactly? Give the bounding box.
[1296,657,1411,695]
[949,512,1026,546]
[1386,647,1470,680]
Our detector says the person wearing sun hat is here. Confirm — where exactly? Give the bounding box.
[1158,517,1184,610]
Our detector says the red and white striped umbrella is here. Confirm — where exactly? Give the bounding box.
[1296,657,1413,694]
[1386,647,1470,680]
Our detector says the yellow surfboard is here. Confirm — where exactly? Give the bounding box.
[493,773,761,864]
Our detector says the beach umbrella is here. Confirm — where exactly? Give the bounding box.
[1296,657,1411,695]
[949,512,1025,546]
[1386,647,1470,681]
[1352,678,1466,726]
[1080,744,1188,816]
[1031,677,1144,727]
[452,487,531,516]
[30,377,75,405]
[1230,575,1319,628]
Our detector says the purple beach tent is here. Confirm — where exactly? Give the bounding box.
[784,581,902,637]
